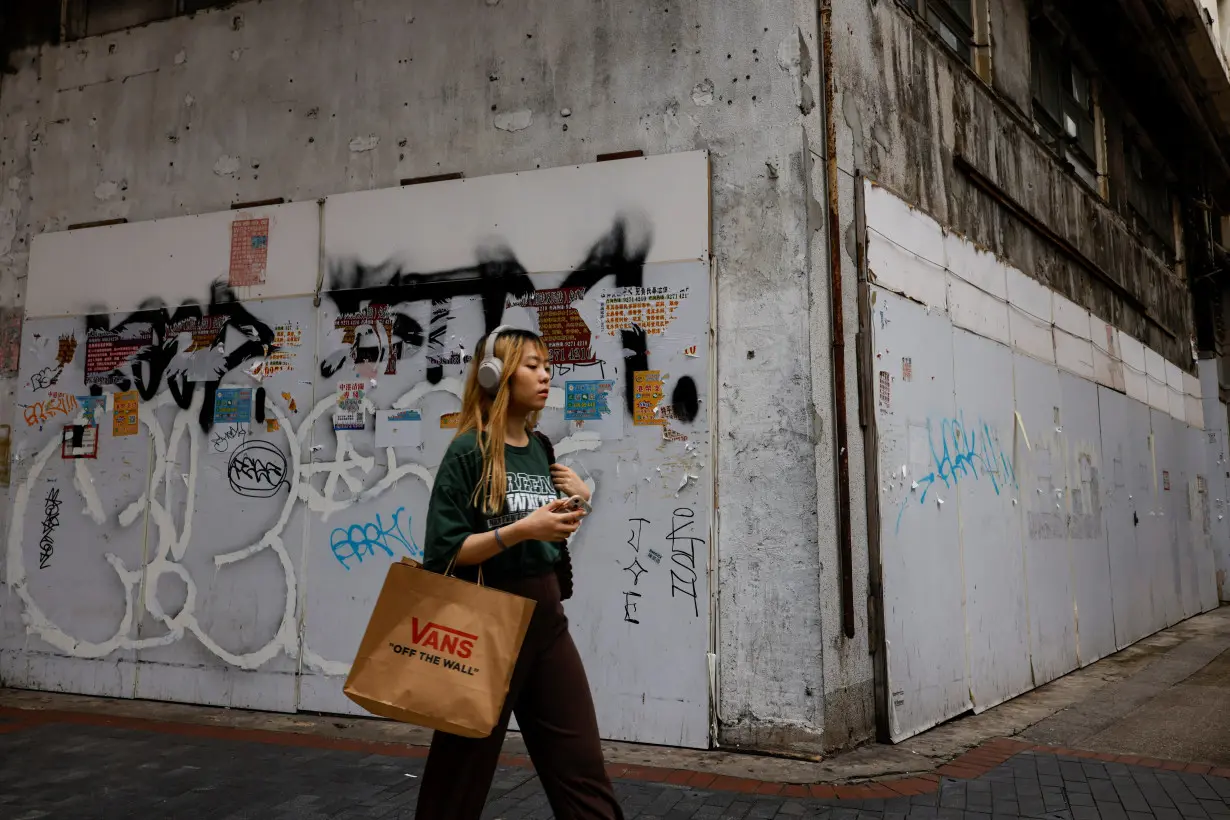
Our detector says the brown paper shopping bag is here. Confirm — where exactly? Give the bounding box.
[343,558,535,738]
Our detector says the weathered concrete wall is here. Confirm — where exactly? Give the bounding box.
[0,0,874,752]
[835,0,1194,368]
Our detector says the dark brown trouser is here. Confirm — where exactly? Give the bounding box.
[415,571,624,820]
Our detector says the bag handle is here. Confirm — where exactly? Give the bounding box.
[443,553,484,587]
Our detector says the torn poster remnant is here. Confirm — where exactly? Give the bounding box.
[61,423,99,459]
[376,408,422,449]
[508,287,596,364]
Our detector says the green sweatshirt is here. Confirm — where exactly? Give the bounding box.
[423,429,561,580]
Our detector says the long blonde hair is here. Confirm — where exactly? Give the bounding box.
[457,329,549,515]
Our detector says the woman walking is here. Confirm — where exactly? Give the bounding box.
[415,325,625,819]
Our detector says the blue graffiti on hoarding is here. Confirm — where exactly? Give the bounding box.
[330,507,420,569]
[896,413,1016,531]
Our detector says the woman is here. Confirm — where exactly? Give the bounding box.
[415,326,625,820]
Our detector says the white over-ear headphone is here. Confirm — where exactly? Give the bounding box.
[477,325,515,395]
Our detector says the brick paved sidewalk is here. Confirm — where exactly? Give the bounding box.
[2,709,1230,819]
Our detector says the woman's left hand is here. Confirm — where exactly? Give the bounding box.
[550,463,590,502]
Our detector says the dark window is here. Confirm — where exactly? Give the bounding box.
[1031,19,1099,190]
[903,0,975,63]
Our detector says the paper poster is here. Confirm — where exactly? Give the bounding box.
[85,324,153,386]
[508,287,595,364]
[334,381,366,431]
[76,395,107,426]
[56,334,78,367]
[376,409,422,448]
[229,217,269,287]
[113,390,139,436]
[440,412,461,429]
[565,380,614,421]
[61,424,99,459]
[632,370,665,426]
[600,286,687,337]
[333,304,404,375]
[214,387,253,424]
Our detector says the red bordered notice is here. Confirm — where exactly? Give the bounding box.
[229,218,270,287]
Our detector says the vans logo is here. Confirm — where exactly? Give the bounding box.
[388,619,480,676]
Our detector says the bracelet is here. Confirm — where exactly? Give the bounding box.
[493,527,507,551]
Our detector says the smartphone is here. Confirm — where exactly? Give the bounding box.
[562,494,592,515]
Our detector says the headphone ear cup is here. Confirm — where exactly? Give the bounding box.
[477,357,503,394]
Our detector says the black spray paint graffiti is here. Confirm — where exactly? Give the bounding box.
[27,366,62,392]
[667,507,703,618]
[324,245,534,384]
[84,282,277,431]
[228,440,289,498]
[39,487,61,570]
[623,517,650,594]
[621,517,651,625]
[211,423,251,454]
[322,219,701,422]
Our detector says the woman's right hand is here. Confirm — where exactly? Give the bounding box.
[514,499,585,542]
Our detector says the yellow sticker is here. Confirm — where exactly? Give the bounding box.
[113,390,139,437]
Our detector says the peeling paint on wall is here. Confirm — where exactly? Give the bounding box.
[493,109,532,132]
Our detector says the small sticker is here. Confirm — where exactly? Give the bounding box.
[440,411,461,429]
[266,419,280,433]
[1163,470,1171,491]
[214,387,253,424]
[61,424,99,459]
[76,395,107,426]
[333,381,366,431]
[281,391,298,413]
[646,548,663,565]
[683,345,698,357]
[878,370,892,410]
[113,390,139,436]
[901,357,912,382]
[565,380,615,421]
[632,370,665,426]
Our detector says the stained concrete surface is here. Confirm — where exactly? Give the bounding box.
[1054,649,1230,765]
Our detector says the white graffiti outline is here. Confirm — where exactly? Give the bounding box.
[5,373,600,677]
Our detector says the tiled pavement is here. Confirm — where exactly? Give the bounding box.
[2,710,1230,819]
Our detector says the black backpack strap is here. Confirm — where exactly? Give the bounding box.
[531,429,556,464]
[530,429,573,601]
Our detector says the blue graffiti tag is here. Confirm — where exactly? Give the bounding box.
[330,507,421,569]
[895,413,1017,532]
